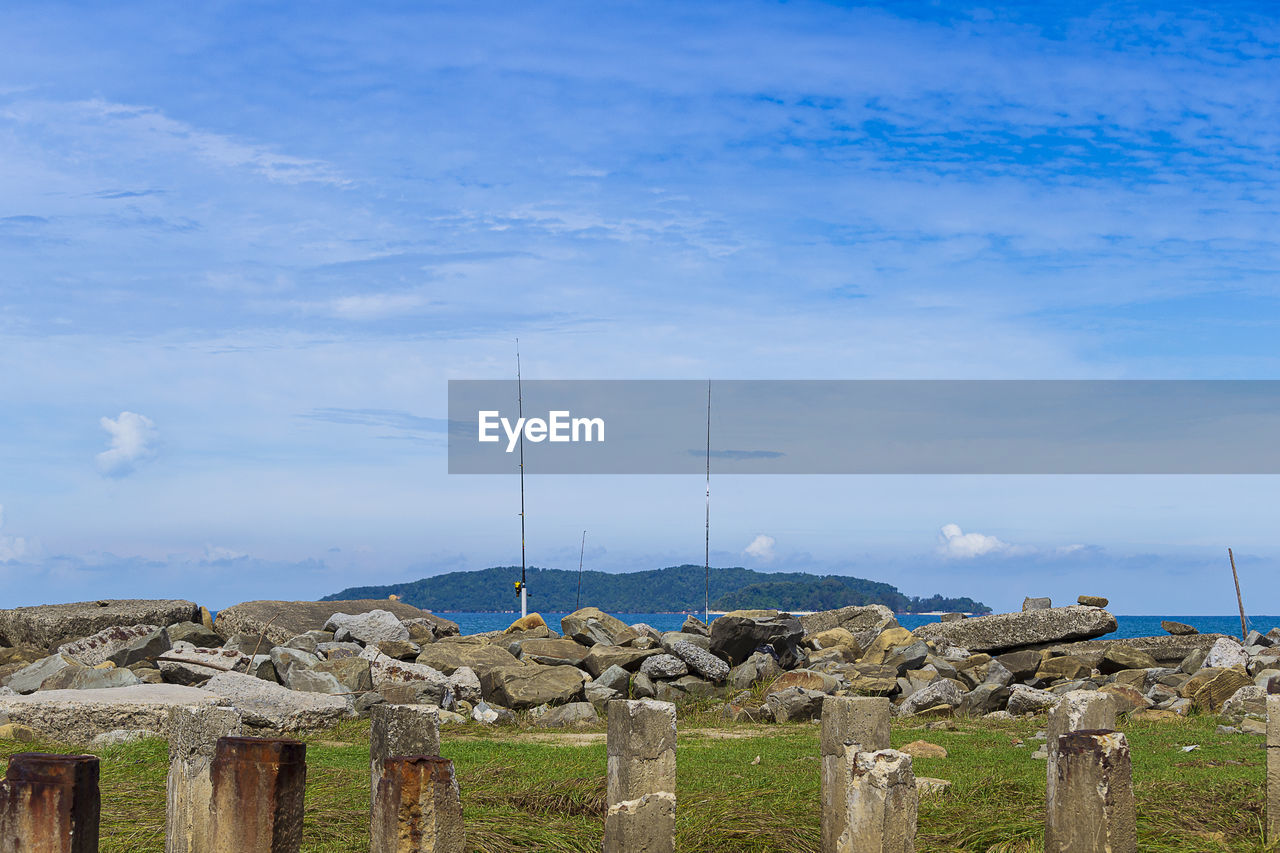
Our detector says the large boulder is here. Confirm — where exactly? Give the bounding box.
[896,680,964,717]
[415,643,520,676]
[518,638,591,667]
[1204,637,1250,670]
[911,606,1117,653]
[478,665,587,710]
[323,610,409,645]
[3,653,81,694]
[202,671,352,732]
[709,610,805,667]
[799,605,899,649]
[582,645,658,678]
[0,683,220,743]
[1043,634,1225,666]
[670,641,729,683]
[57,625,170,668]
[359,647,450,692]
[560,608,639,647]
[214,600,458,647]
[0,600,200,649]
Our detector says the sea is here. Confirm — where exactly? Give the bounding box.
[438,611,1280,639]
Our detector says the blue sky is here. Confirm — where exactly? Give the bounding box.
[2,2,1279,613]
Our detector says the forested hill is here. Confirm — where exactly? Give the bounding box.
[323,565,990,614]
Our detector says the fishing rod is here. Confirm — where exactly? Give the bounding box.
[516,340,528,619]
[704,379,711,624]
[576,530,587,611]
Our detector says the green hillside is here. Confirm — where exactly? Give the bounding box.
[323,564,989,614]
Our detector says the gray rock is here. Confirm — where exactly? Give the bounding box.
[58,625,170,668]
[799,605,899,650]
[202,671,352,731]
[727,652,782,692]
[1077,596,1108,608]
[1220,685,1268,722]
[640,654,689,680]
[592,664,631,693]
[764,685,825,722]
[448,666,482,705]
[89,728,161,748]
[670,641,729,683]
[912,605,1117,654]
[1245,629,1271,648]
[315,641,364,660]
[885,641,930,675]
[982,660,1015,688]
[0,683,220,742]
[709,611,805,668]
[324,610,409,645]
[681,615,710,637]
[270,647,322,684]
[307,657,372,694]
[476,664,587,710]
[660,632,710,653]
[1023,597,1052,611]
[0,600,200,649]
[517,638,591,667]
[214,599,457,647]
[631,671,656,699]
[359,646,450,694]
[1007,685,1058,716]
[560,607,639,647]
[3,653,80,694]
[1204,637,1250,670]
[584,683,621,710]
[43,666,141,691]
[534,701,598,727]
[1162,620,1197,636]
[285,668,346,695]
[896,680,964,717]
[959,683,1011,716]
[165,622,222,648]
[1180,647,1209,674]
[283,634,320,654]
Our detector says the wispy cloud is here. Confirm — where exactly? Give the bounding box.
[744,534,776,562]
[96,411,159,477]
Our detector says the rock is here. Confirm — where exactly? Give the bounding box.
[1035,656,1091,683]
[959,684,1011,717]
[640,654,688,680]
[1099,646,1158,674]
[593,665,632,694]
[631,671,656,699]
[416,643,520,676]
[159,648,252,686]
[165,621,222,648]
[359,647,450,698]
[310,658,373,694]
[669,641,729,683]
[582,645,658,678]
[1077,596,1108,607]
[316,641,364,660]
[1245,629,1271,648]
[1220,685,1268,722]
[1006,685,1058,716]
[0,683,220,742]
[214,600,457,646]
[681,615,710,637]
[517,638,590,667]
[3,653,81,694]
[709,611,805,668]
[478,665,587,710]
[1193,669,1253,713]
[560,607,639,647]
[1162,620,1197,636]
[661,632,710,653]
[0,723,39,741]
[1240,717,1266,735]
[42,666,141,691]
[807,628,862,660]
[534,701,598,727]
[916,777,952,796]
[657,675,717,702]
[90,729,160,748]
[799,605,899,649]
[584,683,622,710]
[269,647,320,681]
[375,640,421,661]
[506,613,547,633]
[0,600,200,649]
[843,664,900,696]
[897,680,964,717]
[58,625,170,668]
[1180,647,1209,674]
[324,610,409,645]
[981,660,1015,688]
[403,618,441,643]
[1130,708,1182,723]
[765,669,840,696]
[448,667,482,706]
[1053,634,1224,667]
[939,613,965,623]
[1023,597,1052,611]
[1097,684,1151,713]
[0,647,46,668]
[727,652,783,692]
[900,740,947,758]
[764,685,825,722]
[885,641,930,675]
[861,628,915,665]
[913,605,1116,654]
[1204,637,1250,670]
[202,672,352,732]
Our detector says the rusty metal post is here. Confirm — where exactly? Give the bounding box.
[0,753,100,853]
[371,756,465,853]
[370,704,440,807]
[208,736,307,853]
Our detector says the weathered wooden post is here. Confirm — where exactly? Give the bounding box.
[0,753,100,853]
[604,698,676,853]
[208,736,307,853]
[166,705,243,853]
[370,704,441,799]
[1269,695,1279,843]
[821,696,891,852]
[371,756,465,853]
[1046,730,1136,853]
[837,747,917,853]
[1045,691,1117,851]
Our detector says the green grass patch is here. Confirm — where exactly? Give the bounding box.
[0,712,1272,851]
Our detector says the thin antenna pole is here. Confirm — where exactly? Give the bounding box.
[704,380,711,624]
[576,530,587,611]
[517,340,527,619]
[1229,547,1247,640]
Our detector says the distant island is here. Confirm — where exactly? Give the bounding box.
[323,564,990,615]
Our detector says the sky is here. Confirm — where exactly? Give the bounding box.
[2,2,1279,614]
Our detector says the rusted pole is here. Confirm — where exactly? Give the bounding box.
[371,756,465,853]
[208,737,306,853]
[370,704,440,806]
[0,753,100,853]
[1229,547,1248,640]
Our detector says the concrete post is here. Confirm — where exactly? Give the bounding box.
[166,706,243,853]
[821,696,891,853]
[837,747,917,853]
[1047,730,1136,853]
[370,704,441,800]
[1268,695,1279,843]
[1045,692,1117,851]
[604,699,676,853]
[371,756,465,853]
[0,753,100,853]
[209,736,307,853]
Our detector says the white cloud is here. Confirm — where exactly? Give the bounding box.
[0,505,28,562]
[96,412,159,477]
[937,523,1014,559]
[744,533,776,561]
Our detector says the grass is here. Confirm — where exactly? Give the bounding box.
[0,707,1273,852]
